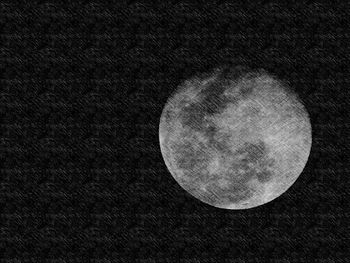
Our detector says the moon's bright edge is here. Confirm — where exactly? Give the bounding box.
[159,67,312,209]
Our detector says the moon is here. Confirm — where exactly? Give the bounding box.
[159,66,312,209]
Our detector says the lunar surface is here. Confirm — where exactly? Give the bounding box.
[159,66,312,209]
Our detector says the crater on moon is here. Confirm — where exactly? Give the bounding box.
[159,66,312,209]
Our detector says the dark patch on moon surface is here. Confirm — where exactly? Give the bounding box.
[172,134,276,207]
[179,66,257,135]
[231,140,276,184]
[236,140,266,163]
[193,173,255,208]
[174,141,209,171]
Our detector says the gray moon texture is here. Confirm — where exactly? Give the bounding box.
[159,67,312,209]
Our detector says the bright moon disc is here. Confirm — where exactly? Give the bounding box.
[159,67,312,209]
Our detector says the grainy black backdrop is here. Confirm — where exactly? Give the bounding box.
[1,1,349,262]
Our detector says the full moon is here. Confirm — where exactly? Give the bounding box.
[159,66,312,209]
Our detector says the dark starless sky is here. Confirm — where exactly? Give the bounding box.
[2,1,349,261]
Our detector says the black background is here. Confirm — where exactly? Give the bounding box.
[1,1,349,262]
